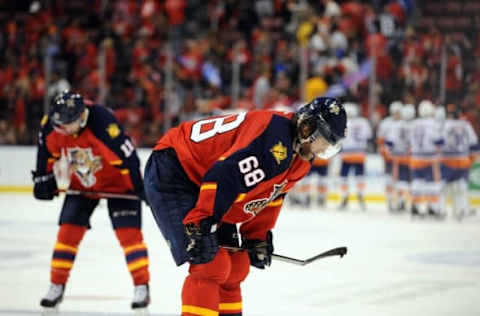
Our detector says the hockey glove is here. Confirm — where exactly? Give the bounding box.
[32,171,58,200]
[243,230,274,269]
[185,218,219,264]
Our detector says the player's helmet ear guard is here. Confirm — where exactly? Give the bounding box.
[49,90,85,126]
[293,97,347,159]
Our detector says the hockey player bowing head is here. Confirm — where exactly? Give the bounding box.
[144,97,347,316]
[32,91,151,312]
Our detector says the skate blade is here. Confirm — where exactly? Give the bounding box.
[41,307,59,315]
[134,307,150,315]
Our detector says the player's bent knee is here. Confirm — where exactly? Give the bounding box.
[225,251,250,285]
[57,224,87,245]
[189,248,231,284]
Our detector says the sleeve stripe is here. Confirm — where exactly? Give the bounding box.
[120,169,130,175]
[200,183,217,191]
[268,198,284,207]
[235,193,246,202]
[110,160,123,165]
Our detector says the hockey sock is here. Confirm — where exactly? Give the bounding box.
[115,228,150,285]
[218,251,249,316]
[51,224,87,284]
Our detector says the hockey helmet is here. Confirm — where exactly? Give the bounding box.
[418,100,435,118]
[294,97,347,159]
[50,90,86,126]
[401,104,416,120]
[389,101,403,116]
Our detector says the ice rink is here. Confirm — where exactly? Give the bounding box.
[1,192,480,316]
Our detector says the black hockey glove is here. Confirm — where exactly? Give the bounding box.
[185,218,219,264]
[243,230,274,269]
[32,171,58,200]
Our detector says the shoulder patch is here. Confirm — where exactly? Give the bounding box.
[270,141,288,165]
[40,115,49,127]
[106,123,120,139]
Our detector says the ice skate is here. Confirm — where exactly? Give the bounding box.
[317,196,326,208]
[357,194,366,211]
[337,197,348,210]
[427,207,446,220]
[40,283,65,315]
[410,204,425,219]
[132,284,150,315]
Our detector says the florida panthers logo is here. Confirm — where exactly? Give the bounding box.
[244,181,287,215]
[67,147,102,187]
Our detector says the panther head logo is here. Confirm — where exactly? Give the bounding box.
[67,147,102,187]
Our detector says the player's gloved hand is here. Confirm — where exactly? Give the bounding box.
[185,218,219,264]
[243,230,274,269]
[31,171,58,200]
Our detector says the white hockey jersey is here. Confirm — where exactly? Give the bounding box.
[408,117,443,167]
[377,116,394,161]
[442,118,478,169]
[341,116,372,163]
[385,118,410,164]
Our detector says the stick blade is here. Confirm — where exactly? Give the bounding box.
[303,247,348,265]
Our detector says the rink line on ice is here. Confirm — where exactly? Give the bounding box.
[2,187,480,206]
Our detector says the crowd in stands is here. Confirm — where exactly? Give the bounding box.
[1,0,479,147]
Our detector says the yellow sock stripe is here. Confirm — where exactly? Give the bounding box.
[200,183,217,191]
[127,258,149,272]
[123,243,147,255]
[218,302,242,311]
[51,260,73,269]
[182,305,218,316]
[55,242,78,254]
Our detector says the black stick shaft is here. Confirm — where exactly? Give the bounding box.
[222,246,347,266]
[60,189,140,200]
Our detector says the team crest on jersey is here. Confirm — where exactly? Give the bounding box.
[270,141,287,165]
[106,123,120,139]
[244,181,287,215]
[67,147,102,187]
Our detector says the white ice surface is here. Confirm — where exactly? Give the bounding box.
[1,193,480,316]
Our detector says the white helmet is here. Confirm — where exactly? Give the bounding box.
[343,102,359,118]
[401,104,415,120]
[418,100,435,118]
[389,101,403,115]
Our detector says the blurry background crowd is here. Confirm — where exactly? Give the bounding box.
[0,0,479,147]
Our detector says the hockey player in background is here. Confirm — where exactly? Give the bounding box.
[385,104,415,213]
[441,104,479,219]
[338,102,372,210]
[408,100,444,218]
[32,91,151,312]
[377,101,403,211]
[310,157,331,207]
[144,97,347,316]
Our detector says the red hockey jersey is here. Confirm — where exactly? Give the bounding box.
[154,110,312,240]
[36,104,143,195]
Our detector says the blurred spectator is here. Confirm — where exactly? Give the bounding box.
[1,0,479,145]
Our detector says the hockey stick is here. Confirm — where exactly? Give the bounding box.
[58,189,140,200]
[223,246,347,266]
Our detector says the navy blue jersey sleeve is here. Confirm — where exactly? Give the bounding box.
[35,116,58,174]
[87,105,143,192]
[200,114,295,221]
